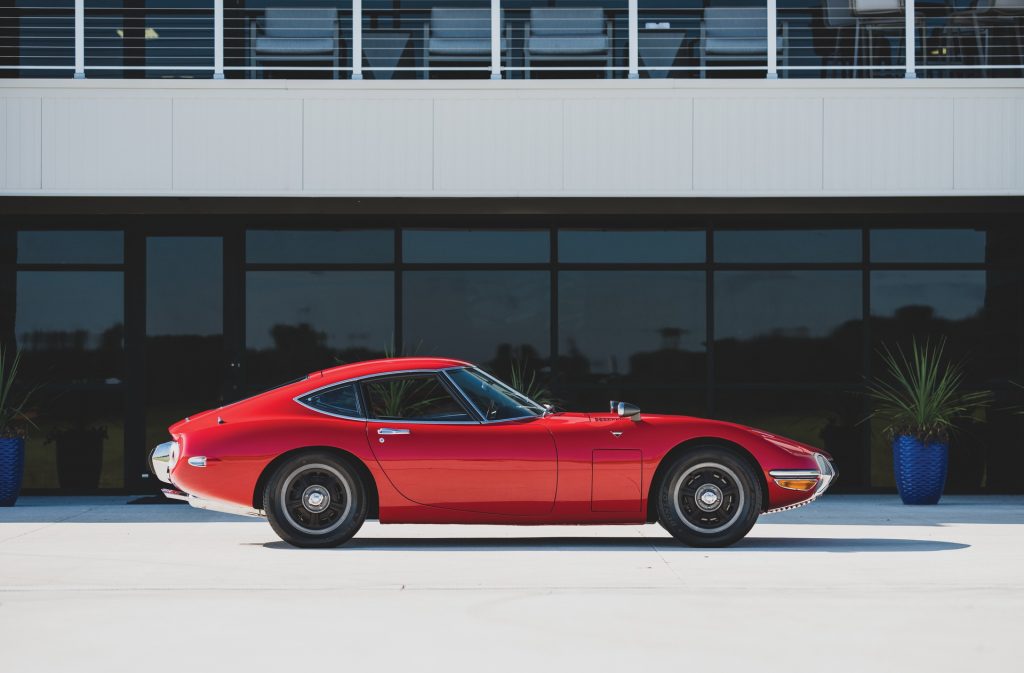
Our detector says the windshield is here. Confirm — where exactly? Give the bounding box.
[446,368,546,421]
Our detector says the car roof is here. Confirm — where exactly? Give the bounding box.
[316,357,472,384]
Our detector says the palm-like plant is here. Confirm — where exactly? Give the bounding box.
[865,339,991,443]
[0,346,36,438]
[508,360,555,406]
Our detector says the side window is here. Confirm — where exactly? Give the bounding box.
[300,383,361,418]
[362,374,473,422]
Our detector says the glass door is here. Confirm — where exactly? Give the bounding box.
[137,235,226,487]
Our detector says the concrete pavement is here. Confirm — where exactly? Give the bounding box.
[1,495,1022,672]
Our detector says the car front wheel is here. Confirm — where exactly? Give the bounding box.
[657,447,763,548]
[264,451,367,548]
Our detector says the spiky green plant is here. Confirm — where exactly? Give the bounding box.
[508,360,555,406]
[0,345,37,438]
[865,339,991,443]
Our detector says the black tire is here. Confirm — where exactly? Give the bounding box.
[656,446,763,548]
[263,451,367,548]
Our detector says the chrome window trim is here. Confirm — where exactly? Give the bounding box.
[443,366,546,425]
[294,368,484,425]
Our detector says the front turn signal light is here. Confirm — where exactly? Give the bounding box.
[774,478,818,491]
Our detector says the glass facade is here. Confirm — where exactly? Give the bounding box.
[3,216,1023,494]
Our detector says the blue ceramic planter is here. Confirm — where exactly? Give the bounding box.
[0,436,25,506]
[892,434,948,505]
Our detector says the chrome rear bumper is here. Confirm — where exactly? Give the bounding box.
[161,488,264,518]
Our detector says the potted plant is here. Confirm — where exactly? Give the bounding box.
[0,346,36,507]
[866,339,991,505]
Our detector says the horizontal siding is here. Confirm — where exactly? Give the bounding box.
[0,81,1021,197]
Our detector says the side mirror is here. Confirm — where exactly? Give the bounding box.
[610,400,642,422]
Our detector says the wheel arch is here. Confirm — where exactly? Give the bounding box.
[253,446,379,519]
[646,437,769,523]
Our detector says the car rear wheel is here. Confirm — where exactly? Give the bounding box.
[264,451,366,548]
[656,447,763,548]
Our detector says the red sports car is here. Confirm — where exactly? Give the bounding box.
[151,357,834,548]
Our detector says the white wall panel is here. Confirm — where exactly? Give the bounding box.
[0,97,41,191]
[173,98,302,193]
[563,98,692,194]
[303,98,433,193]
[41,97,170,191]
[693,98,822,192]
[823,97,954,193]
[433,98,563,193]
[954,97,1024,192]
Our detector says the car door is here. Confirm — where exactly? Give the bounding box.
[363,372,557,516]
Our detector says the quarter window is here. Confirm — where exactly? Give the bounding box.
[363,374,473,422]
[301,383,361,418]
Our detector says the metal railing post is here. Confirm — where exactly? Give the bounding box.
[904,0,916,79]
[628,0,638,79]
[767,0,777,79]
[213,0,224,79]
[352,0,363,80]
[74,0,84,79]
[490,0,501,79]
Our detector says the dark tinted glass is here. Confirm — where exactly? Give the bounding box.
[558,271,706,383]
[145,237,224,452]
[714,271,863,382]
[17,230,124,264]
[246,230,394,264]
[363,375,472,421]
[558,386,707,417]
[870,229,987,263]
[714,390,866,491]
[446,368,544,420]
[15,271,125,382]
[870,270,1020,381]
[403,271,549,366]
[715,230,861,264]
[402,230,549,263]
[303,384,360,417]
[558,230,705,263]
[246,271,394,388]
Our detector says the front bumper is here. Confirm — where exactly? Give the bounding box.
[765,453,836,514]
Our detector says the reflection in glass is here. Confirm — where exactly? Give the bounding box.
[15,271,124,382]
[559,271,705,383]
[403,229,549,264]
[714,271,862,382]
[403,271,549,368]
[17,230,124,264]
[246,271,394,388]
[559,230,705,263]
[870,270,1020,382]
[363,374,472,422]
[246,229,394,264]
[145,237,223,451]
[715,390,865,491]
[558,386,706,418]
[870,229,987,263]
[715,230,861,263]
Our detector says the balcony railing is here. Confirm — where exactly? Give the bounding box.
[1,1,1021,80]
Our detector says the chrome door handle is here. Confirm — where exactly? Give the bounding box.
[377,428,411,435]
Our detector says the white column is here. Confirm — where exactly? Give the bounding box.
[74,0,84,79]
[766,0,777,79]
[213,0,224,79]
[490,0,501,79]
[904,0,916,79]
[628,0,638,79]
[352,0,363,80]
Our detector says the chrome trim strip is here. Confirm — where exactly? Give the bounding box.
[768,470,821,479]
[161,488,264,518]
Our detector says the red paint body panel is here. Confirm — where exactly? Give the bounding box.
[163,357,830,523]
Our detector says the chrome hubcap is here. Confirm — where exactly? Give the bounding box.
[302,485,331,513]
[696,484,723,512]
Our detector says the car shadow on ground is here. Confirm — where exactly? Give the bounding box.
[259,536,969,553]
